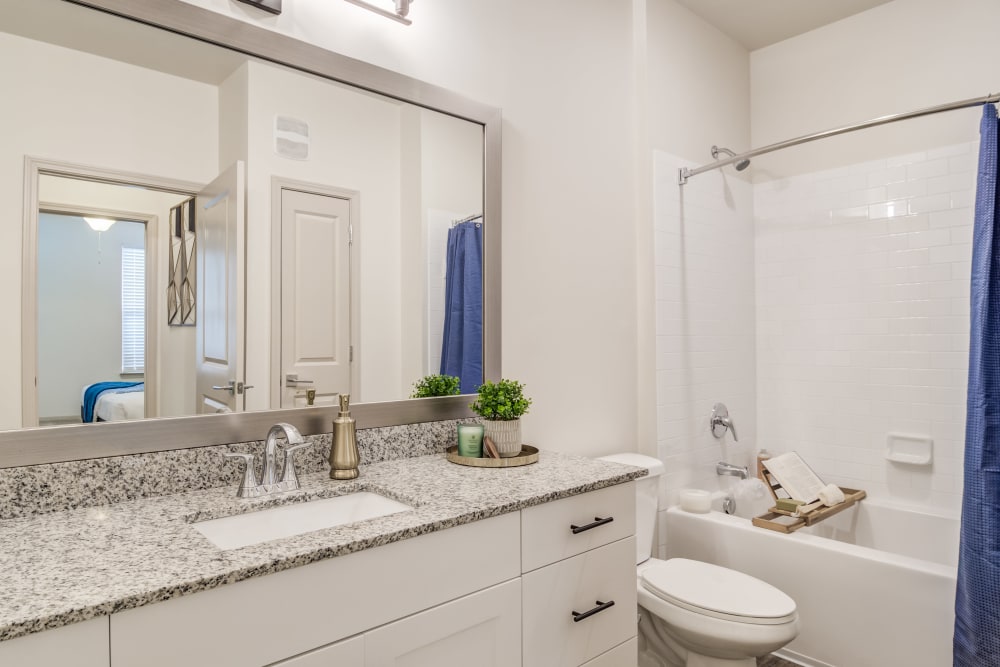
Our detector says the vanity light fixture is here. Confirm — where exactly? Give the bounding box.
[344,0,413,25]
[84,217,116,232]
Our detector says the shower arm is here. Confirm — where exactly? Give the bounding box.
[678,91,1000,185]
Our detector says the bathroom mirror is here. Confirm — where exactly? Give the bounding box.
[0,0,500,466]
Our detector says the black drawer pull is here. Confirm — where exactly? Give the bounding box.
[570,516,613,534]
[572,600,615,623]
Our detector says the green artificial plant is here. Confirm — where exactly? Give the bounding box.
[410,374,462,398]
[470,379,532,421]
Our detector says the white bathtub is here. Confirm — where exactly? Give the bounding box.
[663,500,958,667]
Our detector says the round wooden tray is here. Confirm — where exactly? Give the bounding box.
[446,445,539,468]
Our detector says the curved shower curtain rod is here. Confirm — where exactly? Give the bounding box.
[678,91,1000,185]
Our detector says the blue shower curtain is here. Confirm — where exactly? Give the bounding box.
[955,104,1000,666]
[440,220,483,394]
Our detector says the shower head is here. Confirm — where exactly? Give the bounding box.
[711,145,751,171]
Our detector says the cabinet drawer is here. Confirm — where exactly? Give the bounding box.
[365,580,521,667]
[111,513,520,667]
[522,537,637,667]
[521,483,634,572]
[581,638,637,667]
[0,617,109,667]
[272,635,364,666]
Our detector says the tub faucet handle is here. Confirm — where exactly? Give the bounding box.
[710,402,738,441]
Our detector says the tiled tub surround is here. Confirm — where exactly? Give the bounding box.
[0,419,474,520]
[756,142,976,514]
[0,448,643,642]
[652,150,757,508]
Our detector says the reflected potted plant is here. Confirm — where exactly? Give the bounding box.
[470,379,532,457]
[410,374,461,398]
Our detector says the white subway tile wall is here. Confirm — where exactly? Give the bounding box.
[755,141,976,514]
[652,150,757,527]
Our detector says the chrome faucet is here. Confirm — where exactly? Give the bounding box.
[716,461,749,480]
[225,423,311,498]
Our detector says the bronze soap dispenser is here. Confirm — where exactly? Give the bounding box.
[329,393,359,479]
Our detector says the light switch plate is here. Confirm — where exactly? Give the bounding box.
[235,0,282,15]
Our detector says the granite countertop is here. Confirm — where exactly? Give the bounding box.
[0,450,643,642]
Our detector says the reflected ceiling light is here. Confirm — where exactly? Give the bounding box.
[84,217,116,232]
[344,0,413,25]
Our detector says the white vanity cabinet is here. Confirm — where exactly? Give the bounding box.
[110,512,521,667]
[521,482,638,667]
[364,579,521,666]
[0,481,638,667]
[0,617,109,666]
[114,577,521,667]
[270,636,365,666]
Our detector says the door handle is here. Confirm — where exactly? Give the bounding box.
[212,380,236,393]
[286,373,314,386]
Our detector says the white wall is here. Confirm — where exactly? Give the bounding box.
[177,0,640,456]
[750,0,1000,178]
[0,30,218,429]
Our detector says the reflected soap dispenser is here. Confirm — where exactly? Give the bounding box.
[329,393,359,479]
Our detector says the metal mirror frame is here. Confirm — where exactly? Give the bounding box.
[0,0,501,468]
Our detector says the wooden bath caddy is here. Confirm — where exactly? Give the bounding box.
[751,459,867,533]
[751,453,866,533]
[752,487,866,533]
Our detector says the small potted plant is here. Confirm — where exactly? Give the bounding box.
[470,379,532,457]
[410,374,462,398]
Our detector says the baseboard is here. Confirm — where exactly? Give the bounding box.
[773,647,835,667]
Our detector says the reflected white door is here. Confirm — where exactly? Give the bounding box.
[279,189,353,408]
[195,162,245,414]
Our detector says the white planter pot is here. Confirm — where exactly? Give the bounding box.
[483,419,522,458]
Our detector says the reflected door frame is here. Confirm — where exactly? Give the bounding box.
[21,157,201,427]
[269,177,361,409]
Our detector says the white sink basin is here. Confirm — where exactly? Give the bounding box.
[193,492,413,550]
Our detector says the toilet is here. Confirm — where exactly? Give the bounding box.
[598,453,799,667]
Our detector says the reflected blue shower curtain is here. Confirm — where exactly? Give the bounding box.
[440,220,483,394]
[955,104,1000,666]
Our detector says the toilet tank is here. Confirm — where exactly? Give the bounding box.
[597,453,664,564]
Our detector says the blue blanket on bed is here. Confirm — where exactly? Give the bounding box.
[81,382,143,423]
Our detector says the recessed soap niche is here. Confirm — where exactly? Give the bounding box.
[885,433,933,466]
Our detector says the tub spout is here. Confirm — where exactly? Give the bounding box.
[716,461,749,480]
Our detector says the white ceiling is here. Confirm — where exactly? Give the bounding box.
[673,0,895,51]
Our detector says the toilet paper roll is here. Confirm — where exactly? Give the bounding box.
[679,489,712,513]
[818,483,845,507]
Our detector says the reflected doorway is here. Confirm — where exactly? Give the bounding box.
[23,164,200,428]
[273,184,358,409]
[37,212,148,424]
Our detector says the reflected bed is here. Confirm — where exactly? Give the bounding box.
[81,382,145,423]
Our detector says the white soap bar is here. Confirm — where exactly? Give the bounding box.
[818,483,845,507]
[679,489,712,513]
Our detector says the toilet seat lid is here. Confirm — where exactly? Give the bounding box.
[641,558,796,623]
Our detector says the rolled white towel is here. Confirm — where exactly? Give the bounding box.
[818,483,845,507]
[679,489,712,513]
